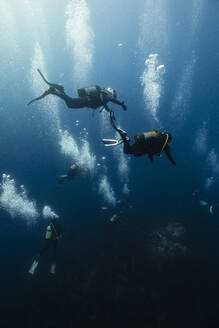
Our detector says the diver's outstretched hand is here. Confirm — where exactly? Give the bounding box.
[121,102,127,110]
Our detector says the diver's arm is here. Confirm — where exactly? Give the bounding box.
[101,104,116,122]
[101,91,127,110]
[164,146,176,166]
[110,98,127,110]
[103,103,111,113]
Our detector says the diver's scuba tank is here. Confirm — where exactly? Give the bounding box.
[134,130,158,143]
[77,85,101,108]
[45,225,52,239]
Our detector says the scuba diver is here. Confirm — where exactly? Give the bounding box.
[103,112,176,165]
[101,199,133,223]
[28,69,127,114]
[58,163,86,186]
[193,189,219,216]
[28,218,63,275]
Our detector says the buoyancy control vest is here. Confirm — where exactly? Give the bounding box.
[77,85,103,108]
[134,131,169,156]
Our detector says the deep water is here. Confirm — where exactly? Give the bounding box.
[1,0,219,327]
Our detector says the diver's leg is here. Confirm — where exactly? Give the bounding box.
[51,240,58,263]
[28,86,88,109]
[52,91,88,109]
[123,140,133,154]
[28,236,53,275]
[37,240,51,259]
[29,240,51,274]
[50,240,58,274]
[28,69,65,105]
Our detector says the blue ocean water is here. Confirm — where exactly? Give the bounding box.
[1,0,219,327]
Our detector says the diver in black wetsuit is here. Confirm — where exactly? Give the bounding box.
[28,69,127,113]
[103,112,176,166]
[58,163,86,186]
[28,218,63,275]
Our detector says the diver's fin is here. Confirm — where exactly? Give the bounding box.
[50,263,56,274]
[27,87,55,105]
[27,98,38,106]
[37,69,50,85]
[37,69,64,93]
[102,138,123,147]
[28,260,39,275]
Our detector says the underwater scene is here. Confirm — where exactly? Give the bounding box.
[1,0,219,327]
